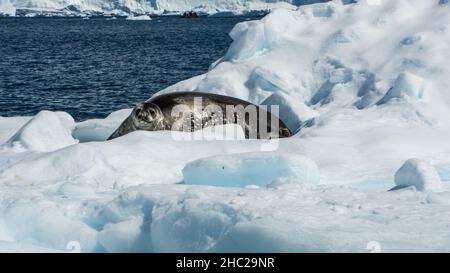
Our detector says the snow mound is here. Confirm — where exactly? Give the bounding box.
[182,152,319,187]
[3,111,78,152]
[394,158,443,192]
[377,72,427,105]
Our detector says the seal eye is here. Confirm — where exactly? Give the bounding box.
[135,108,141,116]
[149,109,156,119]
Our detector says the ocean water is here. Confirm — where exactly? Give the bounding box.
[0,16,252,121]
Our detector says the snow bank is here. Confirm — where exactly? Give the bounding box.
[3,111,78,152]
[182,152,319,187]
[394,159,443,192]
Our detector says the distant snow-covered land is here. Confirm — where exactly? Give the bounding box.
[1,0,450,252]
[0,0,328,17]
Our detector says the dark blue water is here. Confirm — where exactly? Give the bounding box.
[0,16,252,121]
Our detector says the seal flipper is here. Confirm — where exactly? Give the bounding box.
[107,115,136,140]
[260,93,318,136]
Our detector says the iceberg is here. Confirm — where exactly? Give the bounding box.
[4,0,318,17]
[2,0,450,252]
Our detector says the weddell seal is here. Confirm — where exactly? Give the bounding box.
[107,92,293,140]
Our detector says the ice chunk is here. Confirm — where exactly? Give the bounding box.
[393,158,442,192]
[98,217,147,253]
[182,152,320,187]
[126,15,152,20]
[3,111,78,152]
[377,73,426,105]
[224,9,297,62]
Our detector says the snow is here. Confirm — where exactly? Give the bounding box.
[183,152,319,187]
[393,159,443,192]
[1,0,450,252]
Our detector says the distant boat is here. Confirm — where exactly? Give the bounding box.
[181,11,198,18]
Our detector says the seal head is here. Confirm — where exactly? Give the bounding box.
[131,102,165,130]
[107,102,165,140]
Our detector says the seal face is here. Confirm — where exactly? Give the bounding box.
[107,92,293,140]
[131,102,165,131]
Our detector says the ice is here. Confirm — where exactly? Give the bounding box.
[98,217,148,253]
[2,204,99,252]
[2,0,450,252]
[0,116,31,145]
[58,182,96,198]
[5,0,309,16]
[182,152,320,187]
[0,0,15,16]
[72,109,132,142]
[377,72,427,105]
[3,111,78,152]
[126,15,151,20]
[94,184,450,252]
[393,158,443,192]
